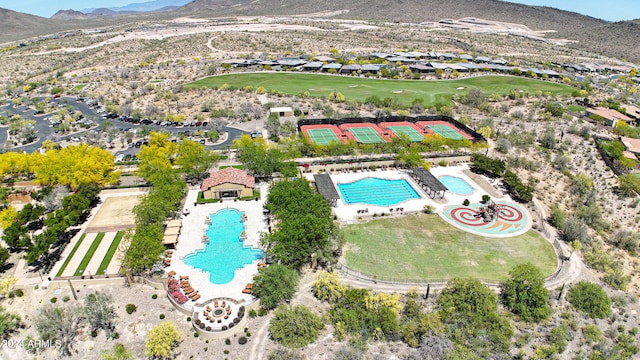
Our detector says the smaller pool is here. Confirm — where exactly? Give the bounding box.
[439,175,474,195]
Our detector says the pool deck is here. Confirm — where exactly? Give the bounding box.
[164,183,269,309]
[305,165,510,223]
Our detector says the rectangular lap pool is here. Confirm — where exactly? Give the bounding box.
[337,177,421,206]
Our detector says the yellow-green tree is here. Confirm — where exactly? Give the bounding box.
[477,126,492,139]
[144,321,181,358]
[313,271,347,303]
[0,206,18,229]
[0,276,17,299]
[33,144,119,190]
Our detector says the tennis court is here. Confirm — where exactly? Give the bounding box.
[425,124,467,140]
[307,128,341,145]
[387,125,425,142]
[347,126,386,144]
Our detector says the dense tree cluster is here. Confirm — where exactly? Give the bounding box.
[121,133,188,278]
[252,264,299,309]
[0,145,119,190]
[234,134,298,178]
[438,278,514,355]
[2,184,100,269]
[471,153,533,202]
[500,263,550,322]
[262,178,336,269]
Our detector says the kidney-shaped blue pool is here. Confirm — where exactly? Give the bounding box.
[184,208,263,284]
[439,175,474,195]
[337,177,421,206]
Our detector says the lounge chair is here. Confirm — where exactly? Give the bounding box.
[242,289,252,294]
[245,283,252,289]
[191,294,200,301]
[214,300,219,307]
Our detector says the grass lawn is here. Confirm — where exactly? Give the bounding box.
[55,233,86,277]
[343,214,557,282]
[566,104,585,112]
[73,232,105,277]
[96,231,124,275]
[185,73,575,107]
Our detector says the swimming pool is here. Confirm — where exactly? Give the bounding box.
[439,175,474,195]
[337,177,420,206]
[184,208,263,284]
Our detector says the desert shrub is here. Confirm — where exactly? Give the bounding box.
[567,281,612,319]
[152,294,158,300]
[62,296,70,303]
[249,309,257,318]
[125,304,137,314]
[225,338,231,345]
[238,336,247,345]
[159,314,165,319]
[547,325,569,353]
[13,289,24,297]
[50,297,57,303]
[270,305,324,348]
[582,324,602,344]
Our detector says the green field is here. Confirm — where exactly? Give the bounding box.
[185,73,575,107]
[55,233,86,277]
[343,214,557,282]
[73,232,105,277]
[96,231,125,275]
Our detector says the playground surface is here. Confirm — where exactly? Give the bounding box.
[440,201,531,237]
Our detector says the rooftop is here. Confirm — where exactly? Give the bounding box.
[201,168,255,191]
[587,107,633,122]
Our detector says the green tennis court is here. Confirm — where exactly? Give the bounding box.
[426,124,466,140]
[348,127,385,144]
[307,128,340,145]
[387,125,425,142]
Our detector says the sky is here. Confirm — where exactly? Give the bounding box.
[505,0,639,22]
[0,0,639,21]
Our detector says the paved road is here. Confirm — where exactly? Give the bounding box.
[1,96,247,154]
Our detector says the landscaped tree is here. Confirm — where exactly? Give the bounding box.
[34,304,84,356]
[500,263,550,322]
[312,271,347,303]
[618,174,640,196]
[33,144,120,190]
[269,305,324,348]
[262,178,335,269]
[265,112,281,141]
[120,225,165,278]
[175,139,218,183]
[100,343,133,360]
[252,264,299,310]
[0,206,18,229]
[144,321,182,358]
[567,281,612,319]
[438,278,513,355]
[84,291,117,338]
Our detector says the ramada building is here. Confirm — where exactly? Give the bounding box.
[200,167,255,200]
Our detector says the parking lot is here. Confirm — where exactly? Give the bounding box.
[1,96,246,155]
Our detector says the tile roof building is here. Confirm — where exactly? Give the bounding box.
[201,168,255,200]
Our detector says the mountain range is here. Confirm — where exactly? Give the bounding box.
[1,0,639,63]
[82,0,191,15]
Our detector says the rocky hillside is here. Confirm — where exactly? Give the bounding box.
[180,0,606,33]
[179,0,640,63]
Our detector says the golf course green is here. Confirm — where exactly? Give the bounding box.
[185,72,575,107]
